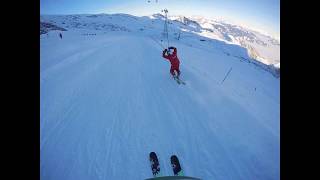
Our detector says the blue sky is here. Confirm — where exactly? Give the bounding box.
[40,0,280,39]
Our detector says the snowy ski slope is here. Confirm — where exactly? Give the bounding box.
[40,14,279,180]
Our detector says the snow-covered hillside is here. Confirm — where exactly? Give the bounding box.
[40,13,279,180]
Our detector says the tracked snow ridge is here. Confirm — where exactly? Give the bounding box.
[40,21,67,35]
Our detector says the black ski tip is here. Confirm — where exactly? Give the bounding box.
[150,152,158,161]
[171,155,182,175]
[149,152,160,177]
[150,152,157,157]
[170,155,178,161]
[171,155,180,166]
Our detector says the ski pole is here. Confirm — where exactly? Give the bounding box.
[149,36,165,49]
[221,67,233,85]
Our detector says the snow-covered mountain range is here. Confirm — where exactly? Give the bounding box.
[181,15,280,65]
[40,13,280,77]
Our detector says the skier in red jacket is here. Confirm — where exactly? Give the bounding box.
[162,46,181,78]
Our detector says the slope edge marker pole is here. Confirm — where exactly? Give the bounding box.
[221,67,233,85]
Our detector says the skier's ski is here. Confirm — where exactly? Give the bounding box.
[171,155,184,176]
[145,176,201,180]
[145,153,201,180]
[176,77,186,85]
[173,76,186,85]
[173,76,181,84]
[149,152,161,177]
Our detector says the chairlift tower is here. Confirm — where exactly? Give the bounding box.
[161,9,169,48]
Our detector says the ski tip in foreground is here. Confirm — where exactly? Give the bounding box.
[170,155,179,161]
[145,175,202,180]
[150,152,157,157]
[149,152,161,177]
[170,155,183,176]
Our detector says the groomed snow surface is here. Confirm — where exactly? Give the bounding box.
[41,30,279,180]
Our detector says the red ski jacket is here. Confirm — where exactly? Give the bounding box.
[162,47,180,68]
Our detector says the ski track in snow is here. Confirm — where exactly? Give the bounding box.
[41,31,279,180]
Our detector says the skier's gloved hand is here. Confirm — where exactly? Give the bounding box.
[163,49,167,52]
